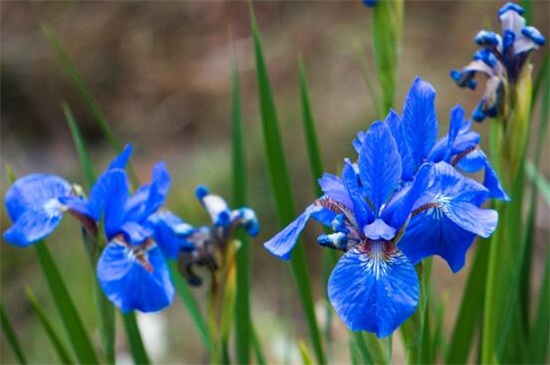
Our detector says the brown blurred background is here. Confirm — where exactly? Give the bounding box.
[1,1,549,363]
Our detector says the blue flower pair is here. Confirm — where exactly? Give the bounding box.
[264,77,504,337]
[451,2,545,121]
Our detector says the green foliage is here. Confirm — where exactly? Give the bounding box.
[25,288,74,364]
[250,7,326,365]
[122,313,150,365]
[34,241,99,364]
[0,303,28,364]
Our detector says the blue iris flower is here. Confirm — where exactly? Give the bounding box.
[84,147,189,313]
[178,185,259,286]
[450,2,545,121]
[264,77,500,337]
[362,0,377,7]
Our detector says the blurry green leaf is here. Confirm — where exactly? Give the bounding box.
[529,250,549,364]
[352,332,372,364]
[25,287,74,364]
[250,7,325,365]
[298,341,314,365]
[355,45,383,118]
[231,51,252,365]
[446,241,490,364]
[63,103,96,188]
[520,0,533,24]
[251,324,266,365]
[526,160,550,206]
[0,303,28,364]
[34,241,99,364]
[169,261,212,352]
[122,312,150,365]
[532,50,548,110]
[43,25,138,186]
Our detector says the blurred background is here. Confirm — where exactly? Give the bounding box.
[1,1,548,363]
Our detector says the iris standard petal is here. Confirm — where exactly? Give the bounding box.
[386,110,416,180]
[318,173,353,209]
[144,162,171,218]
[102,170,131,239]
[5,174,71,221]
[358,121,402,213]
[398,210,477,273]
[342,161,374,227]
[381,163,432,230]
[328,243,419,338]
[264,205,322,260]
[3,200,65,247]
[107,144,133,170]
[97,242,175,313]
[401,77,438,169]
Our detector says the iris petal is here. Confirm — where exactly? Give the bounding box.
[363,219,396,241]
[386,110,416,180]
[102,170,131,239]
[398,210,477,273]
[148,210,195,258]
[97,242,174,313]
[264,205,321,260]
[328,244,419,338]
[342,161,374,227]
[318,173,353,209]
[401,77,438,170]
[358,121,402,213]
[5,174,71,221]
[108,144,133,170]
[3,201,65,247]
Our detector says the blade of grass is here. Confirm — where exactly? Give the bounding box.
[354,45,384,119]
[445,239,490,364]
[122,312,150,365]
[251,324,266,365]
[0,303,28,364]
[231,49,252,365]
[298,57,339,353]
[43,25,120,153]
[526,160,550,206]
[250,8,325,364]
[352,332,372,364]
[63,103,96,188]
[25,287,74,364]
[168,261,212,352]
[64,103,116,364]
[531,50,548,111]
[298,341,314,365]
[529,249,549,364]
[34,240,99,364]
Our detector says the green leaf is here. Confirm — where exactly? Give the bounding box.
[231,50,252,365]
[526,160,550,206]
[25,287,74,364]
[0,303,28,364]
[354,45,383,118]
[445,240,490,364]
[531,51,548,110]
[122,312,150,365]
[250,7,325,364]
[529,250,550,363]
[63,103,96,188]
[34,241,99,364]
[298,341,314,365]
[352,332,372,364]
[251,324,266,365]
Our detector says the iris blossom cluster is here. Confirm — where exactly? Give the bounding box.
[3,145,258,314]
[177,185,259,286]
[450,2,545,122]
[264,78,504,337]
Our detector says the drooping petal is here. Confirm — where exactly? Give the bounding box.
[328,243,419,338]
[5,174,71,221]
[445,201,498,238]
[3,200,66,247]
[398,209,477,273]
[97,241,174,313]
[433,162,489,206]
[358,121,402,214]
[230,208,261,237]
[401,77,438,170]
[454,149,509,201]
[318,173,353,209]
[264,204,322,260]
[381,163,432,230]
[107,144,133,170]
